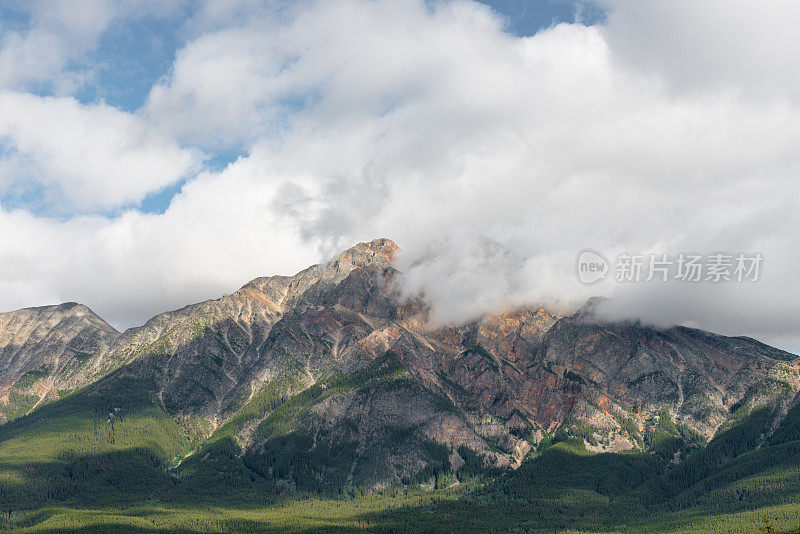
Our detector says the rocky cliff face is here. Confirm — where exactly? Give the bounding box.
[0,303,119,422]
[1,238,799,488]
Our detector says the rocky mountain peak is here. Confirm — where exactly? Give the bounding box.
[0,302,120,422]
[314,238,398,286]
[334,238,398,269]
[56,301,99,316]
[0,302,118,337]
[573,296,610,320]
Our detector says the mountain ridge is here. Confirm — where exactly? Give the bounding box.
[1,238,799,490]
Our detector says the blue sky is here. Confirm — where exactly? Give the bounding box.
[481,0,604,35]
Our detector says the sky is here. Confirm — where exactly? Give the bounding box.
[0,0,798,353]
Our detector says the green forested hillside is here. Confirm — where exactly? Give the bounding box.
[2,367,800,533]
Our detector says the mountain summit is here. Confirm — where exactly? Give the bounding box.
[0,302,119,420]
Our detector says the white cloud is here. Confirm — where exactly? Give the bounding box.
[0,92,199,211]
[598,0,800,101]
[0,155,319,327]
[1,0,799,352]
[0,0,114,92]
[0,0,192,94]
[144,25,284,149]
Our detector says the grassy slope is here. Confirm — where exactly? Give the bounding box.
[3,486,799,533]
[0,374,184,510]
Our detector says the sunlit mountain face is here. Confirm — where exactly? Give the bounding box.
[1,1,800,532]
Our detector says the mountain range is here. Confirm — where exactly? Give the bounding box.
[2,238,800,532]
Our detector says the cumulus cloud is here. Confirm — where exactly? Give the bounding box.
[0,92,199,212]
[0,0,191,93]
[0,0,798,352]
[0,0,114,92]
[0,156,319,327]
[599,0,800,101]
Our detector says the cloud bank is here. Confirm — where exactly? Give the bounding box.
[0,0,798,352]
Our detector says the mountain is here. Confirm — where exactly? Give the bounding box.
[1,238,800,532]
[0,302,119,422]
